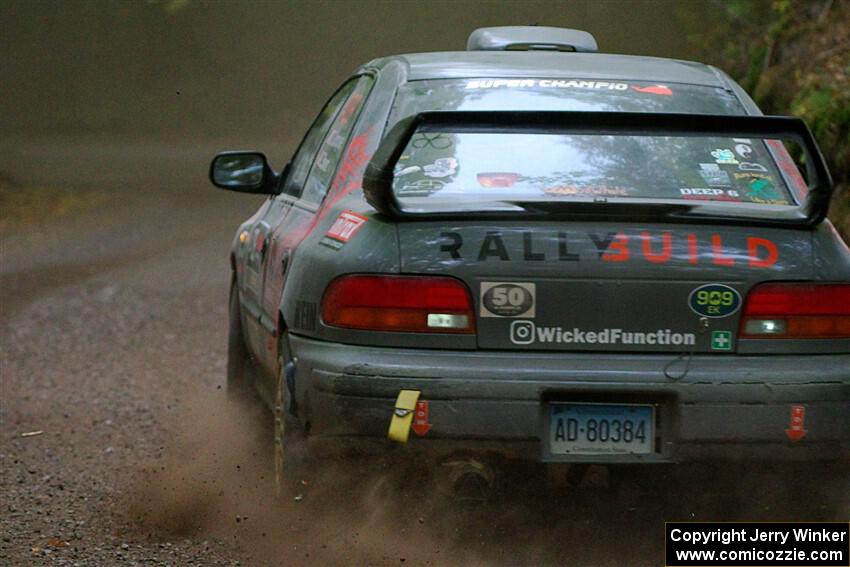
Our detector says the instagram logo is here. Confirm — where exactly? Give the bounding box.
[510,320,535,345]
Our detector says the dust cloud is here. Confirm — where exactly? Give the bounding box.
[128,390,849,567]
[128,391,498,566]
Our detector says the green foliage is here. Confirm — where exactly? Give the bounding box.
[686,0,850,241]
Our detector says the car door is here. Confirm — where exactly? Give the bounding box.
[250,74,375,384]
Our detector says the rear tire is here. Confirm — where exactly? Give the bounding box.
[274,334,310,498]
[227,282,254,400]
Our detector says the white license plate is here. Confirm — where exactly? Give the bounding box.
[549,403,655,455]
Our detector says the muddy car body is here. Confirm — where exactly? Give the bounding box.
[211,27,850,477]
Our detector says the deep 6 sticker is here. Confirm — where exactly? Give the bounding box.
[688,283,742,318]
[480,282,536,318]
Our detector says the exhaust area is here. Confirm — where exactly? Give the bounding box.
[124,390,849,566]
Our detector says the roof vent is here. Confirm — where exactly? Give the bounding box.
[467,26,598,53]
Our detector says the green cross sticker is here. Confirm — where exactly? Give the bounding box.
[711,330,732,351]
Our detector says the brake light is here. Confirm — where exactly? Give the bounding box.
[321,275,475,333]
[740,283,850,338]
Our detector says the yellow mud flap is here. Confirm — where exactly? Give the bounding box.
[388,390,420,443]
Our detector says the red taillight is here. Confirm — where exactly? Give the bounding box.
[321,275,476,334]
[740,283,850,339]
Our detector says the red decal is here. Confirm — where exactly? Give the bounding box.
[602,233,630,262]
[477,172,519,188]
[326,210,367,243]
[330,130,373,196]
[766,139,808,199]
[687,233,699,265]
[411,400,432,437]
[640,231,672,264]
[337,93,364,126]
[710,234,735,266]
[747,237,778,268]
[631,84,672,96]
[785,405,807,442]
[254,231,266,253]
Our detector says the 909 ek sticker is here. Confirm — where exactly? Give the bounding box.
[480,282,536,318]
[688,283,742,318]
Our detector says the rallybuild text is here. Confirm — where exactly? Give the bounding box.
[666,522,850,567]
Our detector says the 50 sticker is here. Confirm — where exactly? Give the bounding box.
[688,284,742,318]
[480,282,536,318]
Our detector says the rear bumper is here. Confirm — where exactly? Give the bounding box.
[289,334,850,463]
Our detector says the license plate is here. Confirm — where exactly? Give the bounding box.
[548,403,655,455]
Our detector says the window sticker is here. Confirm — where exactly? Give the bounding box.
[747,178,786,204]
[462,79,677,95]
[396,165,421,177]
[698,163,732,187]
[631,84,673,96]
[734,143,753,159]
[465,79,629,90]
[711,149,739,165]
[477,172,520,188]
[422,157,458,178]
[545,185,631,197]
[411,133,452,149]
[397,179,446,197]
[679,188,741,202]
[738,162,768,172]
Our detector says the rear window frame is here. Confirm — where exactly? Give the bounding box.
[362,110,832,228]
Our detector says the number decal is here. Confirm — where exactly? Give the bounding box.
[688,284,742,318]
[491,287,508,306]
[480,282,536,318]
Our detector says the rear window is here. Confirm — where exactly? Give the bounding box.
[387,79,800,214]
[392,132,796,212]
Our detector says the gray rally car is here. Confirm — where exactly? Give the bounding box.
[210,27,850,487]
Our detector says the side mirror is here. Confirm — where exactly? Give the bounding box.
[209,151,278,194]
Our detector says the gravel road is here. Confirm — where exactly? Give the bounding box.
[1,142,846,567]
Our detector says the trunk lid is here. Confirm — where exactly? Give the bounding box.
[398,221,813,352]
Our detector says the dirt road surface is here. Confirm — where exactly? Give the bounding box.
[1,142,847,566]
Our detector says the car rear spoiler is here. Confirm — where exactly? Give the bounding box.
[362,111,833,227]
